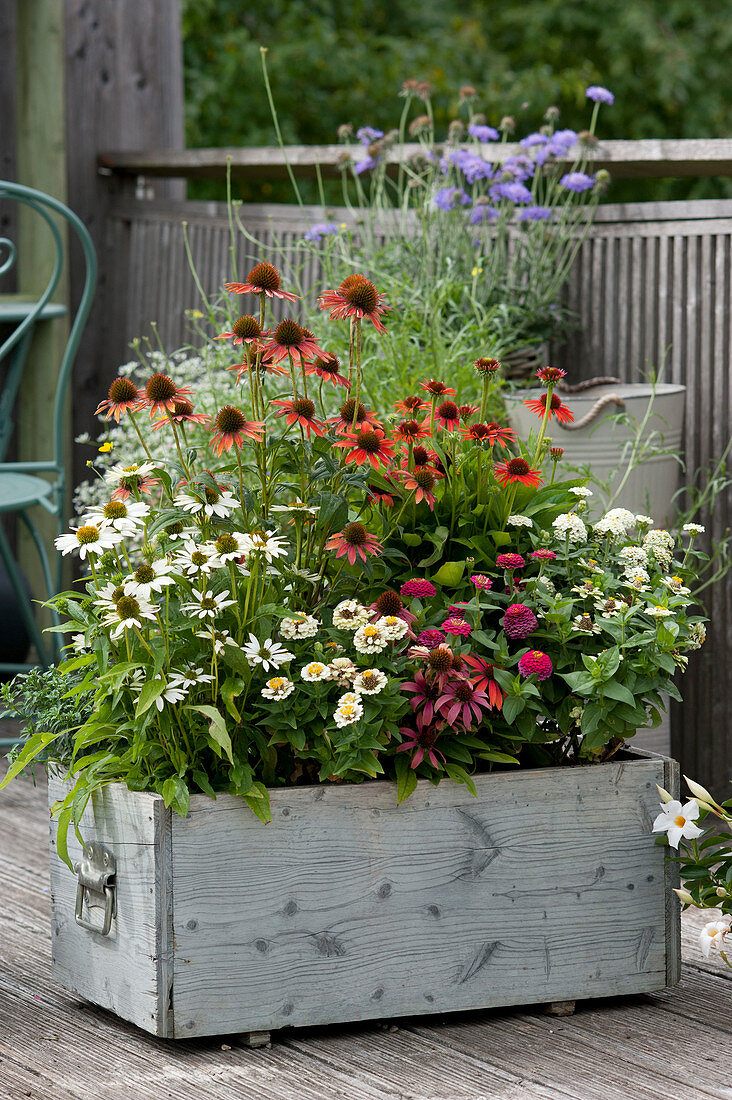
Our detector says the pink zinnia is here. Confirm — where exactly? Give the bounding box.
[417,628,445,648]
[401,578,436,599]
[518,650,553,681]
[531,549,557,561]
[496,553,525,571]
[471,574,493,590]
[502,604,538,640]
[442,617,472,637]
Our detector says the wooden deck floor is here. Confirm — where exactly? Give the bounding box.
[1,752,730,1100]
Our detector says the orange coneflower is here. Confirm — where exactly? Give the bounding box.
[95,377,145,422]
[260,318,325,365]
[494,457,543,488]
[334,427,396,471]
[394,394,429,415]
[318,274,390,332]
[152,400,211,430]
[306,354,350,389]
[271,397,327,438]
[143,374,194,419]
[325,522,383,565]
[225,262,299,302]
[209,405,265,455]
[328,399,380,435]
[419,379,457,398]
[523,392,574,423]
[435,400,461,431]
[399,467,438,510]
[461,421,516,447]
[393,418,432,445]
[214,314,269,346]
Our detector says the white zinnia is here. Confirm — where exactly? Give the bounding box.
[645,605,674,619]
[652,799,703,849]
[332,599,370,630]
[261,676,295,701]
[333,697,364,727]
[280,613,319,640]
[301,661,331,682]
[552,512,587,543]
[353,669,388,695]
[353,622,389,654]
[376,615,409,641]
[242,634,294,672]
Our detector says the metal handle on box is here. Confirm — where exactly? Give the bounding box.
[74,840,116,936]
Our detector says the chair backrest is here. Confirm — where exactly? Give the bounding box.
[0,181,97,474]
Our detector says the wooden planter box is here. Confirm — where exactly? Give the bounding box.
[48,749,680,1040]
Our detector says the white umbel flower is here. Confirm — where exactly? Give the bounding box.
[353,622,389,654]
[301,661,331,682]
[55,523,123,559]
[332,599,370,630]
[618,545,648,568]
[683,523,705,536]
[280,613,319,640]
[376,615,409,641]
[353,669,388,695]
[652,799,703,849]
[568,486,593,498]
[261,676,295,701]
[551,513,587,543]
[242,634,294,672]
[642,528,675,567]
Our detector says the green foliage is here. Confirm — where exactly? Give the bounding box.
[182,0,732,203]
[1,665,95,767]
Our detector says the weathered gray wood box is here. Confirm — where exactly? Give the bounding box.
[48,750,680,1039]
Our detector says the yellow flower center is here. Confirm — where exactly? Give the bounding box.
[268,678,284,690]
[307,663,325,675]
[340,705,356,718]
[674,815,686,827]
[76,525,100,545]
[364,626,379,638]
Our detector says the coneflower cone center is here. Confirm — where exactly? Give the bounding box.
[316,355,341,374]
[413,446,430,465]
[116,595,140,618]
[507,458,530,475]
[358,430,382,454]
[232,314,262,339]
[109,377,139,403]
[454,680,475,702]
[340,399,366,423]
[428,646,453,672]
[135,564,155,583]
[248,261,281,291]
[375,590,403,615]
[274,318,304,347]
[438,401,459,420]
[293,398,316,418]
[76,525,100,544]
[343,279,378,313]
[400,419,421,436]
[146,373,177,402]
[173,400,194,417]
[215,406,246,433]
[103,501,127,519]
[203,487,220,504]
[402,396,424,411]
[339,274,369,294]
[470,424,491,440]
[216,534,238,555]
[343,522,368,546]
[414,469,435,490]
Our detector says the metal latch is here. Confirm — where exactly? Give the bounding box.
[74,841,116,936]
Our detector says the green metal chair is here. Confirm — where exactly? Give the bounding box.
[0,181,97,680]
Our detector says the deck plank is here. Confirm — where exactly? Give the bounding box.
[0,762,730,1100]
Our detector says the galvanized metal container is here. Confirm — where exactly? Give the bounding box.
[48,750,680,1040]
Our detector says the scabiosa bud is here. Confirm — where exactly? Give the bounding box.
[459,84,478,101]
[496,553,525,571]
[518,650,553,681]
[409,114,432,137]
[401,578,437,599]
[499,116,516,134]
[544,105,561,122]
[337,123,354,140]
[502,603,539,640]
[448,120,465,142]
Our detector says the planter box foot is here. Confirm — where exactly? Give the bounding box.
[543,1000,576,1017]
[240,1030,271,1048]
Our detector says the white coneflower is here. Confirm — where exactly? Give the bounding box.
[102,593,158,640]
[375,615,409,641]
[181,588,237,620]
[300,661,331,682]
[104,461,156,486]
[332,599,370,630]
[123,559,177,600]
[353,668,388,695]
[55,523,123,559]
[174,540,222,576]
[280,613,319,640]
[261,676,295,701]
[195,628,234,656]
[174,488,239,519]
[212,531,250,563]
[242,634,294,672]
[353,622,389,654]
[241,529,288,562]
[169,666,215,691]
[84,499,150,535]
[270,500,320,515]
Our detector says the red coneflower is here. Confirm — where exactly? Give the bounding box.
[494,457,543,488]
[393,418,432,444]
[271,397,327,438]
[435,401,461,431]
[152,400,211,430]
[215,314,268,346]
[550,446,565,459]
[411,445,442,472]
[260,318,325,365]
[523,392,574,423]
[325,522,383,565]
[209,405,266,455]
[95,377,144,422]
[473,357,502,375]
[224,262,299,302]
[461,654,504,710]
[307,354,350,388]
[394,394,429,415]
[419,379,456,398]
[334,427,396,470]
[318,274,390,332]
[436,678,490,728]
[143,374,194,419]
[328,398,380,435]
[399,467,438,510]
[228,354,289,383]
[535,366,567,386]
[459,403,479,421]
[460,421,516,447]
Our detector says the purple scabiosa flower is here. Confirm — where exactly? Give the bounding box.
[550,129,579,153]
[433,187,471,211]
[501,154,535,182]
[356,126,384,144]
[303,222,340,242]
[489,180,533,204]
[453,149,494,183]
[417,628,445,649]
[470,204,499,225]
[354,156,376,175]
[560,172,595,193]
[585,86,614,105]
[520,132,549,149]
[517,206,552,222]
[502,603,539,640]
[468,123,500,142]
[518,650,553,681]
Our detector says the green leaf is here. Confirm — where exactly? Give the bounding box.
[502,696,526,724]
[135,678,166,718]
[220,676,246,721]
[188,704,234,764]
[244,783,272,823]
[601,681,636,707]
[395,753,418,803]
[402,532,422,547]
[431,560,466,587]
[0,730,61,789]
[161,776,190,816]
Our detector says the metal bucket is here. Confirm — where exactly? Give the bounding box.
[503,381,686,524]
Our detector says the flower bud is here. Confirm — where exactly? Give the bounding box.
[716,886,728,898]
[544,105,560,122]
[672,888,696,906]
[337,123,353,141]
[656,784,674,804]
[684,776,716,805]
[499,116,515,134]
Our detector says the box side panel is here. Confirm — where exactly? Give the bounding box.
[48,778,166,1035]
[171,756,672,1037]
